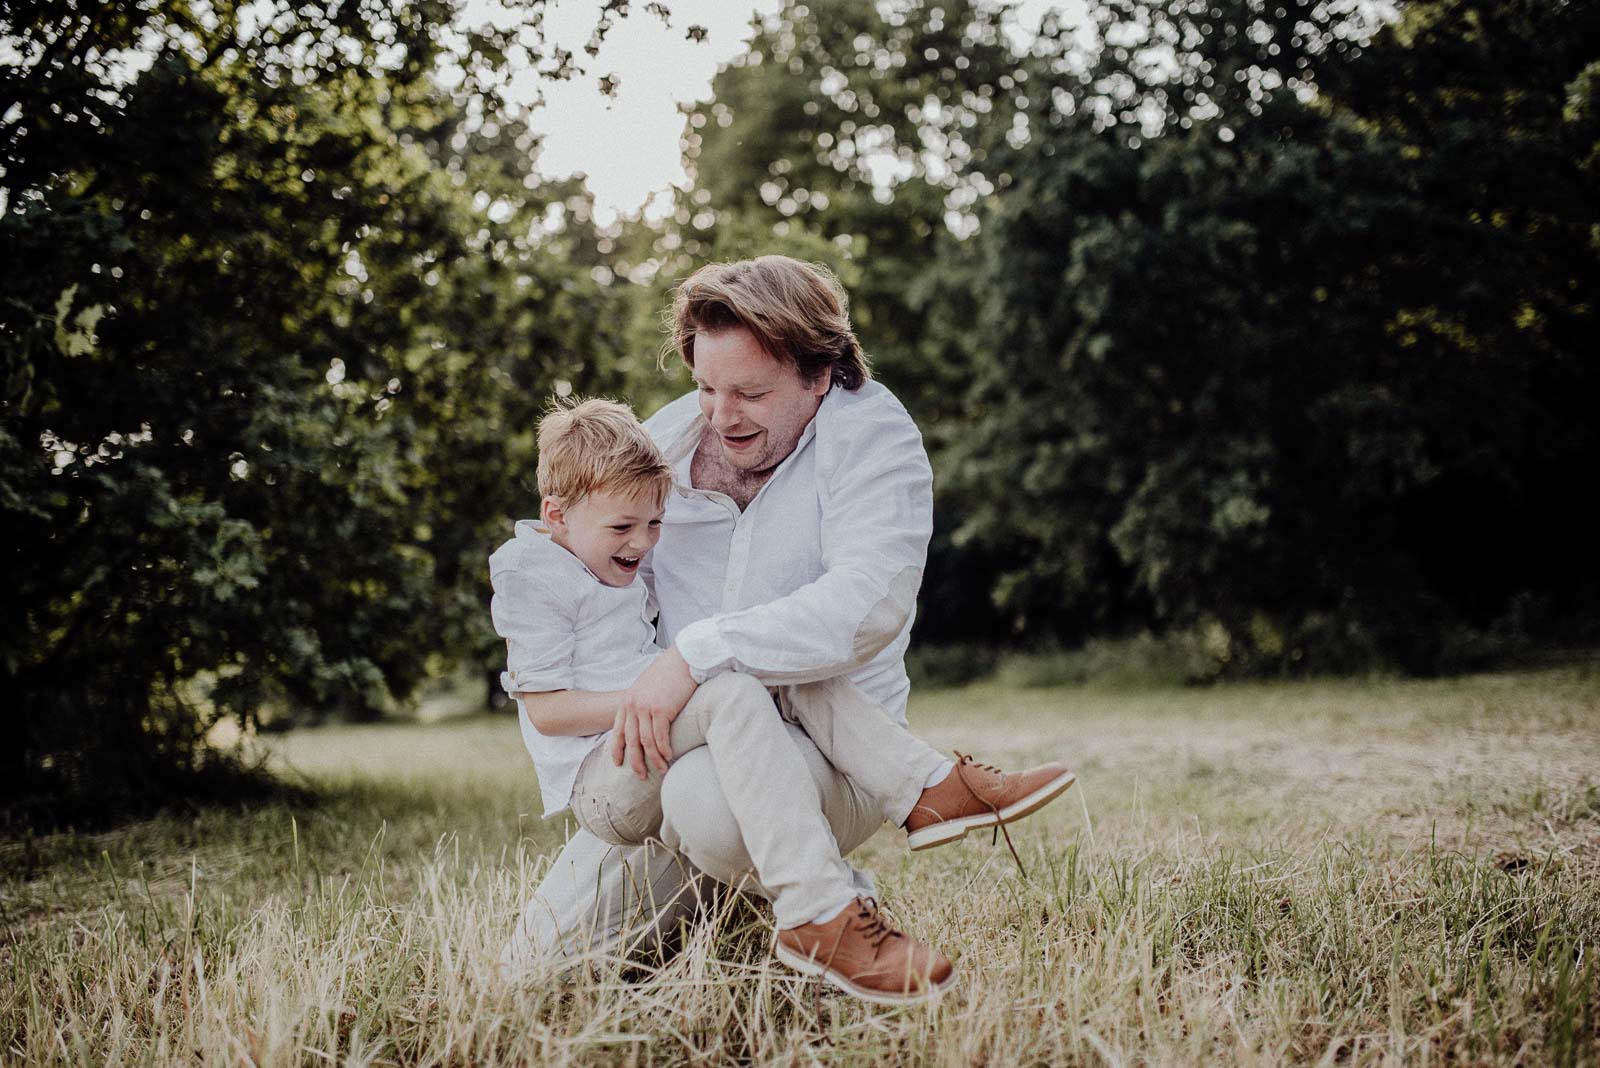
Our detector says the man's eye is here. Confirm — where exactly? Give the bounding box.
[740,392,768,401]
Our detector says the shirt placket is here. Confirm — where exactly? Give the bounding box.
[709,447,799,611]
[685,489,743,611]
[668,413,816,616]
[722,509,755,611]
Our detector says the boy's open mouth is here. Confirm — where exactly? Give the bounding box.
[612,555,641,573]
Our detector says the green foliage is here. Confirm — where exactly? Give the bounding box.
[6,0,1598,824]
[0,1,642,820]
[943,0,1600,668]
[669,0,1598,671]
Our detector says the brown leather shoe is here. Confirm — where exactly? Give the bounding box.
[904,751,1076,853]
[773,896,954,1005]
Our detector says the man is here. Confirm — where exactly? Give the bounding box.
[501,255,1072,1002]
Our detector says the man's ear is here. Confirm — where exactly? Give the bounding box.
[540,496,566,531]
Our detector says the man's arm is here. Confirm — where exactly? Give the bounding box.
[617,392,931,747]
[675,391,933,685]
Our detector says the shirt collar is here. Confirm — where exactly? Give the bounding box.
[513,519,641,592]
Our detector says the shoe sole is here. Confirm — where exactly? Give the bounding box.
[772,943,956,1006]
[906,769,1078,851]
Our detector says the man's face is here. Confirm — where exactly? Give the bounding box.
[546,485,664,587]
[693,326,830,475]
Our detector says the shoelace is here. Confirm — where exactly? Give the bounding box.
[850,896,902,952]
[819,895,903,975]
[952,750,1029,878]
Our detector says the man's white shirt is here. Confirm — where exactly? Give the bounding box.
[643,379,934,725]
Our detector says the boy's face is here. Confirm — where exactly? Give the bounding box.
[545,485,665,587]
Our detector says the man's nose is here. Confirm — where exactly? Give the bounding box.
[711,394,741,428]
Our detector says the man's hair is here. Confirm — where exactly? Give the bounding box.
[664,255,872,391]
[536,397,673,507]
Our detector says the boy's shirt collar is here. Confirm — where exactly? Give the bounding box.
[512,519,647,594]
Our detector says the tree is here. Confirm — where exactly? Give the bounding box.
[944,0,1600,668]
[1,0,644,821]
[639,0,1035,641]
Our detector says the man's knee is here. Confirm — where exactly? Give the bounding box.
[679,672,773,738]
[696,670,770,710]
[658,748,750,883]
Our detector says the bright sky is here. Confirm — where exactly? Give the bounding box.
[466,0,1079,223]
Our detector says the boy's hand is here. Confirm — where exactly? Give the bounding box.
[612,646,697,780]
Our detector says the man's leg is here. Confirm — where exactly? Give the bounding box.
[657,717,884,913]
[498,830,715,978]
[505,675,882,976]
[663,672,860,930]
[658,718,955,1004]
[777,676,952,827]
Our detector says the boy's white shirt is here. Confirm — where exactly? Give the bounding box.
[642,379,933,725]
[488,522,658,817]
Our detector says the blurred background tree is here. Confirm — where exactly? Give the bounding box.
[646,0,1599,673]
[0,0,643,823]
[942,0,1600,671]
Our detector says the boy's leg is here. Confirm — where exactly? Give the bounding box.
[569,744,661,846]
[568,703,719,846]
[521,677,953,1002]
[776,676,952,827]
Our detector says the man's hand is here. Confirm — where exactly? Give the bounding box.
[611,646,698,780]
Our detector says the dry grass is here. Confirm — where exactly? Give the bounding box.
[3,666,1598,1065]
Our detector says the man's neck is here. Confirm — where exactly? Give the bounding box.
[690,428,774,511]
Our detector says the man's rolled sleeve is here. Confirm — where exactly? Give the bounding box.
[679,393,933,685]
[674,619,736,684]
[490,566,577,694]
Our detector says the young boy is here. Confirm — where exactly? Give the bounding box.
[489,398,1076,870]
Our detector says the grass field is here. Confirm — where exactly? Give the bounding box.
[4,666,1599,1065]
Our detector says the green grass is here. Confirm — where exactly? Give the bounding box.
[4,666,1599,1064]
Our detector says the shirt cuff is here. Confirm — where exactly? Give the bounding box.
[675,618,736,684]
[501,667,573,695]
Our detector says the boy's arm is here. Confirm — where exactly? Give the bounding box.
[516,688,621,737]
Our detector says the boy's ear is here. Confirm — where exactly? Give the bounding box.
[540,496,565,530]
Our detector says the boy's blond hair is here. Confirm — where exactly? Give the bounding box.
[536,397,673,507]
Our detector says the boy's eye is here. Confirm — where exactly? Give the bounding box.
[610,525,630,533]
[648,520,662,528]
